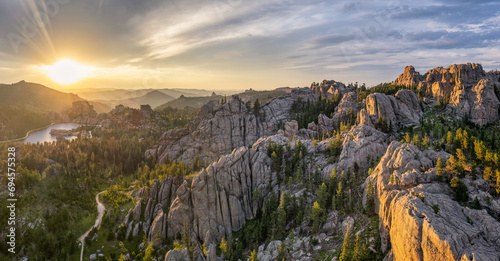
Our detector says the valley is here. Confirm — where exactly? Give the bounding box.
[1,63,500,260]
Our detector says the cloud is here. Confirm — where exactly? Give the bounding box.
[1,0,500,88]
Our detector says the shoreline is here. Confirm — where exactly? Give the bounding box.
[0,123,56,144]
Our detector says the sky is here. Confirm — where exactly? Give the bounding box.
[0,0,499,91]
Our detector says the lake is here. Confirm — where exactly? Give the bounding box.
[24,123,86,144]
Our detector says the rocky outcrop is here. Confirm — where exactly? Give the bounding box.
[168,142,279,244]
[393,66,423,87]
[365,89,422,130]
[164,248,191,261]
[123,176,183,245]
[68,101,99,124]
[365,141,500,261]
[393,63,500,126]
[332,91,361,127]
[450,79,499,126]
[333,124,387,173]
[146,89,316,164]
[311,80,353,98]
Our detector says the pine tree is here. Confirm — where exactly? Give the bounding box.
[353,233,363,261]
[310,201,324,233]
[436,158,444,181]
[445,155,457,176]
[389,174,396,185]
[475,140,487,162]
[277,192,287,238]
[253,98,261,117]
[412,134,420,147]
[143,242,154,261]
[365,179,375,215]
[446,131,454,146]
[336,181,343,209]
[182,221,192,255]
[317,183,328,209]
[422,134,430,149]
[484,167,494,182]
[404,133,411,143]
[249,249,258,261]
[339,221,352,261]
[496,172,500,194]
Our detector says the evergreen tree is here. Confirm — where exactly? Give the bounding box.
[389,174,396,185]
[436,158,444,181]
[317,183,328,209]
[412,134,420,147]
[450,177,468,202]
[336,181,343,209]
[496,172,500,194]
[404,133,411,143]
[253,99,261,117]
[365,179,375,215]
[422,134,430,149]
[484,167,494,182]
[276,192,287,238]
[310,201,324,233]
[446,131,454,146]
[143,242,154,261]
[352,233,363,261]
[445,155,457,176]
[249,249,258,261]
[339,221,352,261]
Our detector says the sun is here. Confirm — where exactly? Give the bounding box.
[42,59,95,85]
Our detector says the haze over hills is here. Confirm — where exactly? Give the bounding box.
[100,90,175,110]
[0,81,83,112]
[69,87,237,102]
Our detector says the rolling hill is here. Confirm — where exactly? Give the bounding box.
[0,80,83,111]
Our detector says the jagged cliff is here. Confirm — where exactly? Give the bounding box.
[393,63,500,125]
[145,88,317,164]
[364,141,500,261]
[127,63,500,260]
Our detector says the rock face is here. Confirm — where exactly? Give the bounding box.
[334,124,388,173]
[393,66,423,87]
[393,63,500,125]
[146,89,316,164]
[365,89,422,130]
[365,141,500,261]
[164,248,191,261]
[168,143,278,243]
[68,101,99,124]
[123,176,183,245]
[311,80,354,98]
[332,91,361,127]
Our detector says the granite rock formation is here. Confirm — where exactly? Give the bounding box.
[393,63,500,125]
[364,141,500,261]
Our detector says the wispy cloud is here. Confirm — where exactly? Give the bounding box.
[0,0,499,89]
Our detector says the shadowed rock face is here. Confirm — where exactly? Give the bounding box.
[365,89,423,130]
[364,141,500,261]
[145,88,316,164]
[393,63,500,126]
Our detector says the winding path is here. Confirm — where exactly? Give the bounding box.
[79,191,106,261]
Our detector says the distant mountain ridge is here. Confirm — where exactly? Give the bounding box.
[0,81,83,111]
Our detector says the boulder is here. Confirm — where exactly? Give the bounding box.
[285,120,299,139]
[164,248,191,261]
[365,90,422,130]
